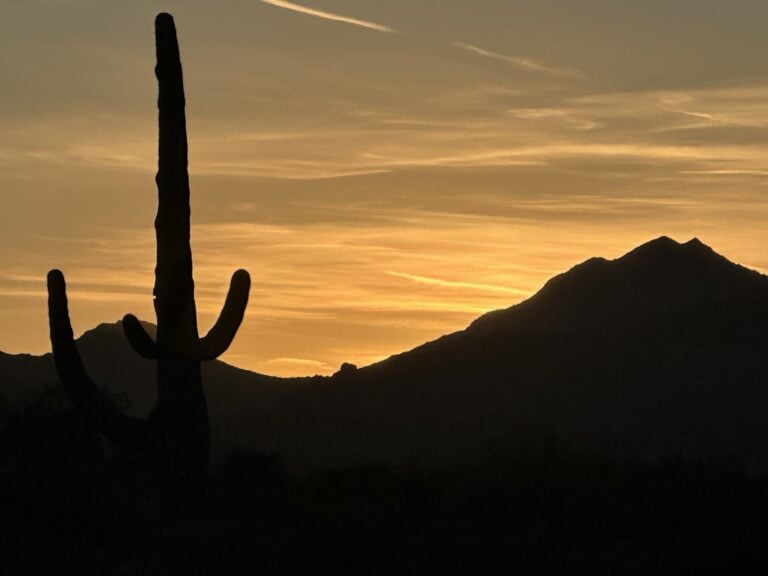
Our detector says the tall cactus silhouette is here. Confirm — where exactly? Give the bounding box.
[46,13,250,491]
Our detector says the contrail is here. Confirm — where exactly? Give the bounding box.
[260,0,396,33]
[453,41,585,80]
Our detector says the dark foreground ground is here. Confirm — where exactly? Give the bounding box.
[2,390,767,575]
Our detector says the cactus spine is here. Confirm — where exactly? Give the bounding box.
[46,13,250,491]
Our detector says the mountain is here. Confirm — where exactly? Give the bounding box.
[345,236,768,467]
[0,322,313,461]
[2,236,768,470]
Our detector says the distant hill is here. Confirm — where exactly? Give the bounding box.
[2,237,768,470]
[0,321,309,462]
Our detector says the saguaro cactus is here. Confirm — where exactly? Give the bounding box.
[46,13,250,491]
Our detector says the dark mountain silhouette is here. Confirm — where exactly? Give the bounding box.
[3,236,768,470]
[344,236,768,467]
[0,322,297,462]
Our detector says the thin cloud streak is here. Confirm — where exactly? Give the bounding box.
[386,271,528,296]
[453,42,586,80]
[679,169,768,176]
[264,357,331,369]
[259,0,397,33]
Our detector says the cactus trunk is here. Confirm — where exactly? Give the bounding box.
[153,12,209,489]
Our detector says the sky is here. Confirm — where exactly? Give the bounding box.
[1,0,768,375]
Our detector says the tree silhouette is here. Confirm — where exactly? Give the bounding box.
[46,13,250,494]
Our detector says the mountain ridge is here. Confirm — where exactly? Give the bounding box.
[2,236,767,470]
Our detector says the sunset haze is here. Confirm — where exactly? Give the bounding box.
[2,0,767,375]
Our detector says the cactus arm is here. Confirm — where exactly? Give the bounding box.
[47,270,147,449]
[198,269,251,361]
[122,314,158,359]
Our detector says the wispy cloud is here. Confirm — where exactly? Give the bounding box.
[386,271,528,296]
[678,169,768,176]
[259,0,396,33]
[264,357,331,369]
[453,41,586,80]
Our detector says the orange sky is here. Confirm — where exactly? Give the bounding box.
[1,1,767,375]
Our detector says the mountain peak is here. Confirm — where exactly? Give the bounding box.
[639,235,707,250]
[612,236,737,280]
[469,236,765,335]
[621,235,714,261]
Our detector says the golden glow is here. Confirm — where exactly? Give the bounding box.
[2,2,768,376]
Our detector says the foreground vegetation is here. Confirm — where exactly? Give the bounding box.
[2,389,767,575]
